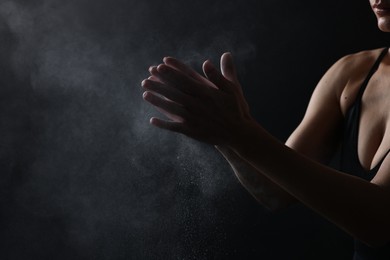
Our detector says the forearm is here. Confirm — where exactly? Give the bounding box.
[142,52,390,245]
[230,120,390,247]
[215,145,297,211]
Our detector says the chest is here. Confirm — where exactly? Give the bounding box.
[341,67,390,171]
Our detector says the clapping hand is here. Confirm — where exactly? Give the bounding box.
[142,53,253,145]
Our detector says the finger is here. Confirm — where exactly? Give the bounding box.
[163,57,217,88]
[143,91,189,119]
[148,66,157,74]
[220,52,238,83]
[220,52,246,96]
[148,67,166,83]
[150,117,186,134]
[202,60,232,92]
[142,79,193,106]
[155,106,184,122]
[152,64,209,97]
[148,75,162,83]
[163,57,201,80]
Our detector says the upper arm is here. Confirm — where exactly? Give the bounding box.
[285,56,353,163]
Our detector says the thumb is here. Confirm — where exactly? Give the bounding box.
[220,52,238,83]
[202,60,231,92]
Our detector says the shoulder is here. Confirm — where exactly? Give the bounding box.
[338,48,384,73]
[316,48,386,115]
[324,48,383,86]
[336,47,386,114]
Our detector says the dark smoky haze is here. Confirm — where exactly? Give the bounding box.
[0,0,387,259]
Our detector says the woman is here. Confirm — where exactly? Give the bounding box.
[142,0,390,258]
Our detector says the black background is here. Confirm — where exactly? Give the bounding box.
[0,0,389,259]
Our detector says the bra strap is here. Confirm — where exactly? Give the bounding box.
[356,47,389,100]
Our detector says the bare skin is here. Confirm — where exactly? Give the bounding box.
[142,0,390,248]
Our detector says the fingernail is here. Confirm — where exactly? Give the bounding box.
[206,60,216,71]
[150,65,160,73]
[157,64,167,73]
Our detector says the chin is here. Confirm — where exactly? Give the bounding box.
[377,18,390,32]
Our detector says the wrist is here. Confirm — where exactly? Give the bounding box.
[227,117,265,152]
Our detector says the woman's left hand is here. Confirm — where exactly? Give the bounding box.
[141,52,254,145]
